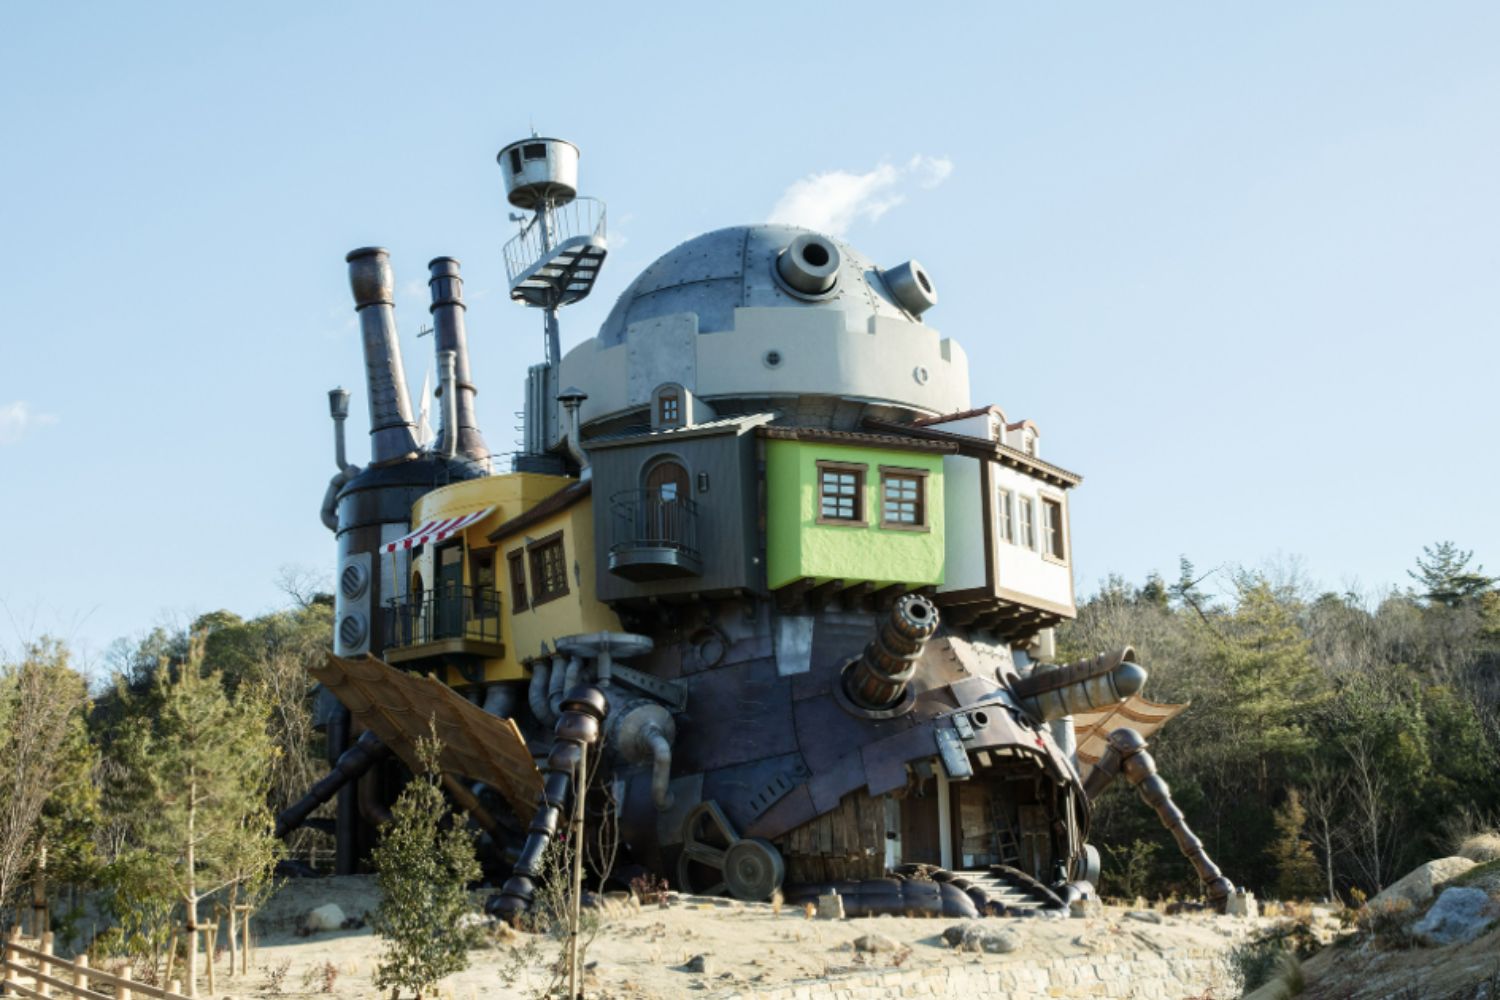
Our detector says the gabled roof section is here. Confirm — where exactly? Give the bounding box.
[861,418,1082,488]
[757,425,958,455]
[913,404,1008,426]
[486,478,592,542]
[586,412,777,450]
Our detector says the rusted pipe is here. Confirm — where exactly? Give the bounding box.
[488,686,609,923]
[1087,728,1233,906]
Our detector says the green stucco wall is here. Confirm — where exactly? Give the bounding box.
[766,440,945,590]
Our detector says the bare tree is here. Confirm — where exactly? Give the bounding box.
[1299,763,1348,902]
[1337,726,1400,893]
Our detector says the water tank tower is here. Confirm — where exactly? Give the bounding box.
[497,134,607,472]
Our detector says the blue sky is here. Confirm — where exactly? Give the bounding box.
[1,2,1496,666]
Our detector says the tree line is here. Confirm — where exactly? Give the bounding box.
[1059,542,1500,902]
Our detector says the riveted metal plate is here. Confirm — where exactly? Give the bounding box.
[935,727,974,780]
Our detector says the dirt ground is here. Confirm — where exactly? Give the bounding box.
[1298,921,1500,1000]
[211,876,1266,999]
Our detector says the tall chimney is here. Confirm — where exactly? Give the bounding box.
[428,257,491,471]
[346,247,419,464]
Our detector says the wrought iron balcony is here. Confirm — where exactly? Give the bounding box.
[609,490,702,581]
[382,585,504,665]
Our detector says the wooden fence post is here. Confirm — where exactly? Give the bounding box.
[2,925,18,997]
[118,963,132,1000]
[71,952,89,991]
[203,923,215,995]
[37,931,53,997]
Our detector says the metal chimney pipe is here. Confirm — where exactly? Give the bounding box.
[437,350,459,460]
[346,247,419,465]
[328,388,352,472]
[428,257,490,471]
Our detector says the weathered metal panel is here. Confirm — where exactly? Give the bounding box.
[676,657,796,772]
[699,751,809,836]
[743,782,818,840]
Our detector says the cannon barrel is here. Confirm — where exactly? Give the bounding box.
[843,593,940,711]
[1012,647,1146,723]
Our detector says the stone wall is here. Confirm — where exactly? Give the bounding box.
[718,949,1235,1000]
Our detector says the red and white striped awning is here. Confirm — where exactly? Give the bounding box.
[384,507,494,553]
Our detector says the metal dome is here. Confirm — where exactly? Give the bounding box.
[595,225,923,347]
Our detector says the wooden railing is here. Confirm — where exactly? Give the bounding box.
[2,930,192,1000]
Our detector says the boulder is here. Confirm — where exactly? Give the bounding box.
[1412,887,1499,946]
[1372,858,1478,909]
[852,932,902,953]
[301,903,346,933]
[942,921,1022,954]
[1125,910,1164,924]
[1225,890,1259,919]
[684,954,714,975]
[1459,833,1500,864]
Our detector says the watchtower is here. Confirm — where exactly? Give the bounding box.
[497,134,607,472]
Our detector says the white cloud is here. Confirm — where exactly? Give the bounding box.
[766,154,955,237]
[0,401,58,445]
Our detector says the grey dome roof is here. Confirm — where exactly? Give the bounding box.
[595,224,918,347]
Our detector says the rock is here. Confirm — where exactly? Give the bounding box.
[816,890,845,920]
[1412,887,1499,946]
[684,954,714,975]
[852,932,901,953]
[301,903,346,933]
[455,912,491,931]
[1225,890,1259,919]
[1372,857,1477,908]
[942,921,1022,953]
[1125,910,1164,924]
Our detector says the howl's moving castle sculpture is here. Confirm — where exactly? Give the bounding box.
[282,135,1236,919]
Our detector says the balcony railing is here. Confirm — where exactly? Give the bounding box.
[608,490,703,581]
[383,585,502,653]
[502,197,607,308]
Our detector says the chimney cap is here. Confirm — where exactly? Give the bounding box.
[557,386,588,404]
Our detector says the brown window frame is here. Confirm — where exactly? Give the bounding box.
[815,460,866,526]
[878,465,929,531]
[1040,492,1068,564]
[527,530,571,606]
[657,392,681,426]
[506,549,529,612]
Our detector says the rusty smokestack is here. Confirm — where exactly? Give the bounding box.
[346,248,419,464]
[428,257,490,471]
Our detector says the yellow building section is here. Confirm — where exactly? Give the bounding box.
[486,480,621,674]
[383,472,619,689]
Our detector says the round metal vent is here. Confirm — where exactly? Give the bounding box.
[338,612,368,649]
[775,234,841,296]
[340,562,369,599]
[884,260,937,316]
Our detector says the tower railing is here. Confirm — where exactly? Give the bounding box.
[502,196,607,288]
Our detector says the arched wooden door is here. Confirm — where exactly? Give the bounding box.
[643,460,689,545]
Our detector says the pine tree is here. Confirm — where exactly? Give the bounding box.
[1409,541,1496,608]
[111,639,279,995]
[1268,789,1322,900]
[371,729,482,1000]
[0,639,94,926]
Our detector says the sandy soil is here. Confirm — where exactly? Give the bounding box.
[205,876,1266,999]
